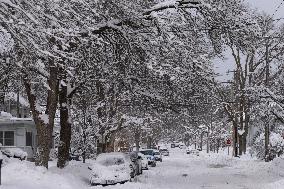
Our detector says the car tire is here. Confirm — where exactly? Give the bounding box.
[130,165,135,178]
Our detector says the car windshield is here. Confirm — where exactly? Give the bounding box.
[140,150,154,155]
[97,156,125,166]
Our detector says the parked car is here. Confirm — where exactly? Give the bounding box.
[186,148,199,156]
[179,144,186,149]
[140,149,156,167]
[69,148,83,161]
[159,148,169,156]
[186,147,190,154]
[129,151,143,175]
[153,150,162,162]
[2,148,27,160]
[138,153,148,170]
[174,142,180,147]
[171,143,175,148]
[89,152,137,186]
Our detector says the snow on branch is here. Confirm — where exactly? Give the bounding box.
[143,0,201,16]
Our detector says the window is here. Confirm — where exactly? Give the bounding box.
[26,132,33,147]
[0,131,14,146]
[0,131,3,146]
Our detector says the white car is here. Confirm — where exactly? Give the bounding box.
[140,149,157,167]
[90,152,136,186]
[186,148,199,156]
[154,150,163,162]
[159,148,169,156]
[138,153,148,170]
[2,148,27,160]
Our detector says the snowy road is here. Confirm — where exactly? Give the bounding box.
[104,148,284,189]
[2,148,284,189]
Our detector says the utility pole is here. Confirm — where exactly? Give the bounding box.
[207,103,213,154]
[225,70,239,157]
[264,37,270,162]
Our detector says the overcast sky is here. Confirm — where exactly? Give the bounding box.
[214,0,284,82]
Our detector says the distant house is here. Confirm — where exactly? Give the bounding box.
[0,92,30,118]
[0,112,36,160]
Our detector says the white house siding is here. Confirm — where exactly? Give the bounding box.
[0,119,36,160]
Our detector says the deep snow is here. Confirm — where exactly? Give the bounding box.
[1,147,284,189]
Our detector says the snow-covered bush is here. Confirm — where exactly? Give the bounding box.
[252,132,284,160]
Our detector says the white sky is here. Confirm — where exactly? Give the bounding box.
[214,0,284,82]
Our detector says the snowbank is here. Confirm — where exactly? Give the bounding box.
[1,160,92,189]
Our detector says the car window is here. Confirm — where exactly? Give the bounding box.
[154,152,160,155]
[140,150,154,155]
[97,157,125,166]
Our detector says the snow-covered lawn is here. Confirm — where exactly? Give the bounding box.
[1,148,284,189]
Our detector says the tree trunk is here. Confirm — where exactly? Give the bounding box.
[147,137,152,149]
[239,135,243,156]
[233,120,238,157]
[23,64,59,168]
[200,132,203,151]
[264,119,270,162]
[135,129,140,152]
[35,123,51,168]
[57,75,72,168]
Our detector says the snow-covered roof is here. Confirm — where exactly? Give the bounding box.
[0,111,33,123]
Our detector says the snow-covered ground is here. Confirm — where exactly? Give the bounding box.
[1,148,284,189]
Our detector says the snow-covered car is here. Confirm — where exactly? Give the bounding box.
[160,148,169,156]
[179,144,186,149]
[171,143,175,148]
[138,153,148,170]
[154,150,162,162]
[129,151,143,175]
[140,149,156,167]
[1,148,27,160]
[89,152,136,186]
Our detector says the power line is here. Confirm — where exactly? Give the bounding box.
[272,0,284,18]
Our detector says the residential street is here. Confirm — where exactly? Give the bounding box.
[2,148,284,189]
[99,148,284,189]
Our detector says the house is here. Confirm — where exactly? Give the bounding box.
[0,112,36,160]
[1,92,30,118]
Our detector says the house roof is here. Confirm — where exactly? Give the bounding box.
[0,111,34,125]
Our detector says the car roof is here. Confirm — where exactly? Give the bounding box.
[96,152,128,159]
[140,149,154,151]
